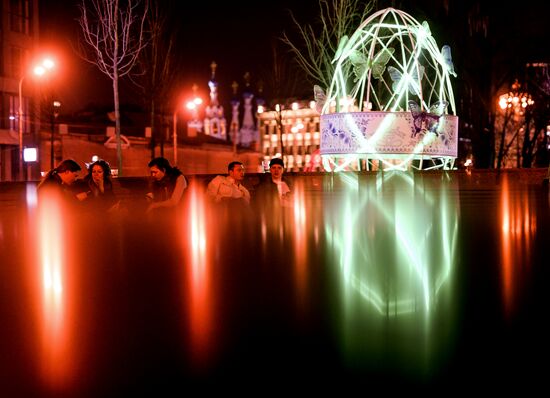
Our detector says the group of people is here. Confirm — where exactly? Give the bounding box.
[37,158,120,213]
[36,156,292,215]
[205,158,292,210]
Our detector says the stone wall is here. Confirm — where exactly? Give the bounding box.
[35,132,263,179]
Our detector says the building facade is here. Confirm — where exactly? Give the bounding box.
[0,0,40,181]
[257,101,321,172]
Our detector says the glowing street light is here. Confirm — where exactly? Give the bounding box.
[186,85,204,138]
[19,57,55,180]
[172,86,203,166]
[186,94,203,121]
[498,79,534,115]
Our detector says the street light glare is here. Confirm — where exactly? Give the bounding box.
[42,58,55,69]
[33,58,56,76]
[19,56,58,180]
[35,65,49,76]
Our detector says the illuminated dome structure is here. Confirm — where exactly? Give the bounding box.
[318,8,458,171]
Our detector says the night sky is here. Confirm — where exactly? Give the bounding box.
[39,0,550,115]
[39,0,319,113]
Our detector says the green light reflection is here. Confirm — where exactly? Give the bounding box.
[325,172,458,315]
[323,171,460,376]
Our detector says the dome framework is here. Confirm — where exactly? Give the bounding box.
[319,8,459,171]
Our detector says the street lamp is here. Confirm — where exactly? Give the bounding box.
[496,79,535,168]
[186,84,203,139]
[186,96,203,122]
[19,58,55,180]
[171,86,203,167]
[51,101,61,169]
[498,79,535,115]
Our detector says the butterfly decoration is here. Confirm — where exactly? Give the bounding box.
[408,100,448,137]
[313,85,327,114]
[332,35,349,63]
[348,47,395,82]
[416,21,432,39]
[388,65,425,97]
[441,45,457,77]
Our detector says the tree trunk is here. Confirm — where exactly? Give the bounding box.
[113,0,122,176]
[150,100,156,158]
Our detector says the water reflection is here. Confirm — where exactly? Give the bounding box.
[323,172,459,374]
[499,174,536,317]
[291,180,308,310]
[180,181,214,364]
[1,171,546,392]
[34,189,73,389]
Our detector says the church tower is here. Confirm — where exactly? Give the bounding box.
[239,72,259,148]
[229,81,240,152]
[203,61,227,140]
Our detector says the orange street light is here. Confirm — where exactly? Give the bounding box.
[185,89,204,139]
[19,57,55,180]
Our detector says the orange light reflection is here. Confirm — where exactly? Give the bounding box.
[37,191,73,388]
[499,175,536,316]
[182,182,214,364]
[292,180,308,308]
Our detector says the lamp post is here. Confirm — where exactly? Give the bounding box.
[51,101,61,169]
[172,87,203,167]
[18,58,55,180]
[173,107,179,166]
[18,76,25,181]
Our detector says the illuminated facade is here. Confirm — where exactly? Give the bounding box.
[237,72,259,149]
[203,62,227,140]
[257,101,322,172]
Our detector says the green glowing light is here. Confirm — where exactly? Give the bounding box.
[324,172,459,316]
[319,7,458,171]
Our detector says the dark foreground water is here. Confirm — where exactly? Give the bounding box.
[1,170,549,395]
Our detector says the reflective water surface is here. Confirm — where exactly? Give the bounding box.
[1,171,548,395]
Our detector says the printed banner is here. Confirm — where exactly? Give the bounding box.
[320,111,458,157]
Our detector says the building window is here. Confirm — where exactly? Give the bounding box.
[0,95,5,130]
[9,0,31,35]
[9,47,24,78]
[8,94,27,133]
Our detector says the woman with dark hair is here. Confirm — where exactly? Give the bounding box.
[76,159,119,212]
[37,158,82,201]
[146,157,187,213]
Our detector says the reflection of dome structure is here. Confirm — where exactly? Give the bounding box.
[319,8,458,171]
[325,172,459,316]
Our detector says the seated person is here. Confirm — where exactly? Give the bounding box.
[253,157,292,208]
[146,157,187,213]
[74,159,120,212]
[37,158,82,203]
[206,161,250,205]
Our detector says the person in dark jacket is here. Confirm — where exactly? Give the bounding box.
[74,159,119,212]
[253,157,292,208]
[146,157,187,213]
[37,158,82,202]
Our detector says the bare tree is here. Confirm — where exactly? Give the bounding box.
[77,0,148,176]
[494,106,519,169]
[130,0,180,159]
[280,0,376,91]
[263,40,304,157]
